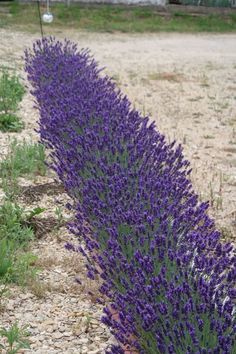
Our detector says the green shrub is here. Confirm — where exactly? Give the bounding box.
[7,252,38,287]
[0,113,24,133]
[0,239,37,287]
[0,69,25,132]
[0,140,47,200]
[0,202,34,246]
[0,139,47,179]
[0,202,41,287]
[0,239,15,280]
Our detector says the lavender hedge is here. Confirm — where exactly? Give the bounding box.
[25,38,236,354]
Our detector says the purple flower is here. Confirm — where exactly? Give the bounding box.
[25,37,236,354]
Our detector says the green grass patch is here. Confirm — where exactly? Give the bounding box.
[0,201,42,288]
[0,201,34,246]
[0,323,30,353]
[0,68,25,132]
[0,139,47,201]
[1,2,236,33]
[0,139,47,179]
[0,237,38,287]
[0,113,24,133]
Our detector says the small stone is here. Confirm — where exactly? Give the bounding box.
[78,338,89,344]
[53,332,64,339]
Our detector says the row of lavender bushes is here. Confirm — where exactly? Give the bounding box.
[25,38,235,354]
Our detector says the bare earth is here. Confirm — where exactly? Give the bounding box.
[0,28,236,353]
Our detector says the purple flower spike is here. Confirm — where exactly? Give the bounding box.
[25,37,236,354]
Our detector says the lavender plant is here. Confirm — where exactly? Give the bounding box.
[25,38,236,354]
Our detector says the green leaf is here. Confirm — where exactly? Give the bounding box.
[26,207,45,221]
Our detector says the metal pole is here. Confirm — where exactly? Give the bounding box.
[37,0,44,39]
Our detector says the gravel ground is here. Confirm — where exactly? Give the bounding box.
[0,28,236,353]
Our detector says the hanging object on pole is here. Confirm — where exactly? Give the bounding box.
[42,0,53,23]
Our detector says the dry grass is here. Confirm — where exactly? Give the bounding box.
[148,71,185,83]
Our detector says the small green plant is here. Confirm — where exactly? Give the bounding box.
[0,202,34,246]
[0,69,25,132]
[0,242,38,287]
[0,140,47,200]
[0,139,47,179]
[203,134,215,139]
[0,323,30,354]
[0,113,23,133]
[0,201,40,287]
[8,252,38,287]
[1,171,20,202]
[0,239,15,280]
[55,206,64,230]
[0,140,46,201]
[0,204,39,287]
[0,201,45,243]
[0,283,9,312]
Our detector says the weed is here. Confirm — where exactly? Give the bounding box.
[8,252,38,287]
[0,69,25,132]
[188,96,204,102]
[34,255,57,270]
[148,71,184,83]
[0,284,9,312]
[0,140,47,201]
[1,168,20,201]
[0,113,23,133]
[0,139,46,179]
[111,73,121,84]
[55,206,64,230]
[0,247,38,287]
[0,323,30,354]
[0,239,15,280]
[203,134,215,139]
[28,279,53,298]
[0,239,38,288]
[0,202,34,246]
[200,74,210,88]
[0,200,45,287]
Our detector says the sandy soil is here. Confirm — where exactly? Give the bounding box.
[0,28,236,353]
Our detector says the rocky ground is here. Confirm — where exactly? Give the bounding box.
[0,28,236,353]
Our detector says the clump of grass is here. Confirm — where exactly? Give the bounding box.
[0,201,45,289]
[0,238,37,287]
[0,139,46,178]
[0,113,23,133]
[0,139,47,200]
[148,71,184,83]
[0,322,30,354]
[0,201,34,245]
[0,69,25,132]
